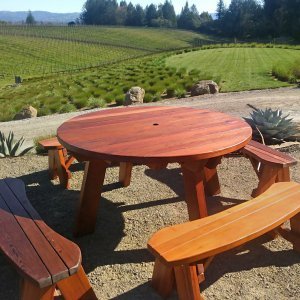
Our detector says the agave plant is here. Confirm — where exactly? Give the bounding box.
[0,131,33,157]
[244,104,299,143]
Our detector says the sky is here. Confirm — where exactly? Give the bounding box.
[0,0,231,14]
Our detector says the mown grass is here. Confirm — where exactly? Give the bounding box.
[166,47,300,92]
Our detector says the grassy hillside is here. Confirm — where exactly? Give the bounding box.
[0,25,212,83]
[166,47,300,92]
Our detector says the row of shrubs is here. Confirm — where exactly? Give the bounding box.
[0,53,218,121]
[272,59,300,83]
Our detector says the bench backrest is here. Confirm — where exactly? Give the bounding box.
[148,182,300,266]
[243,140,297,167]
[0,178,81,288]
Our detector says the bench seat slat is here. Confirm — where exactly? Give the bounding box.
[39,137,63,149]
[148,182,300,266]
[0,180,70,287]
[243,140,297,166]
[0,188,52,287]
[5,178,81,276]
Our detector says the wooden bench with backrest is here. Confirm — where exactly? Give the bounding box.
[148,182,300,300]
[39,137,133,189]
[241,140,298,196]
[0,178,97,300]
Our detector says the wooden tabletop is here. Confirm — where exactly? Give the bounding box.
[57,106,252,164]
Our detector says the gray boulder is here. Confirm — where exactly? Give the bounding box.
[14,106,38,120]
[191,80,219,96]
[124,87,145,106]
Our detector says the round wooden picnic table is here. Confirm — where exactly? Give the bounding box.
[57,106,252,236]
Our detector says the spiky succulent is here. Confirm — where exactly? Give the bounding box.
[0,131,33,157]
[244,104,299,143]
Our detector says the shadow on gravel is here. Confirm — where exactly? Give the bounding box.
[202,236,300,292]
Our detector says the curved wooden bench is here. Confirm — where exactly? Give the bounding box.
[0,178,97,300]
[241,140,297,197]
[39,137,133,189]
[148,182,300,300]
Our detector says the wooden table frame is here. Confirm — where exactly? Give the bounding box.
[57,106,252,237]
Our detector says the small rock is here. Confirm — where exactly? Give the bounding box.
[13,105,38,120]
[124,87,145,106]
[191,80,219,96]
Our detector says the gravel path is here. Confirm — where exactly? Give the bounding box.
[0,87,299,299]
[1,87,299,141]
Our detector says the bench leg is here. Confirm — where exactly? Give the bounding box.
[151,258,175,298]
[54,149,71,189]
[290,213,300,253]
[20,279,55,300]
[252,165,279,197]
[276,166,290,182]
[48,150,58,180]
[75,160,108,237]
[57,265,97,300]
[204,157,222,196]
[119,162,133,187]
[174,264,203,300]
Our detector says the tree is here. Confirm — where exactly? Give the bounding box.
[161,0,177,27]
[26,10,36,25]
[145,4,157,26]
[216,0,226,19]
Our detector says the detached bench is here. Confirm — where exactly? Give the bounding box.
[241,140,297,196]
[39,137,132,189]
[39,137,75,189]
[148,182,300,300]
[0,178,97,300]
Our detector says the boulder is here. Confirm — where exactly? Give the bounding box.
[14,106,37,120]
[190,80,219,96]
[124,87,145,106]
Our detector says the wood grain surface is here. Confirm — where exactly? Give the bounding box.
[148,182,300,266]
[57,106,252,164]
[0,178,81,288]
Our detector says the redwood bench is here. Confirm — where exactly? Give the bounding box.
[39,137,132,189]
[0,178,97,299]
[241,140,297,196]
[148,182,300,300]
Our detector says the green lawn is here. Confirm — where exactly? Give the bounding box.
[165,47,300,92]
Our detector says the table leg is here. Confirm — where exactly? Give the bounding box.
[204,157,222,196]
[181,160,208,220]
[74,160,108,237]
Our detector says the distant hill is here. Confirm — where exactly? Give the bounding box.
[0,11,80,23]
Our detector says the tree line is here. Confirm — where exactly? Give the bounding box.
[212,0,300,40]
[80,0,212,30]
[80,0,300,40]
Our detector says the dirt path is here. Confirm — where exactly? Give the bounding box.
[1,87,299,142]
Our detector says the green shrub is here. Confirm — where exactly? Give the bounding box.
[143,94,153,103]
[59,103,77,113]
[115,95,125,105]
[152,93,161,102]
[166,86,176,98]
[87,96,106,108]
[175,88,186,98]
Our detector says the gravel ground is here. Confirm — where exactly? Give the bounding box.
[1,87,300,142]
[0,87,300,299]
